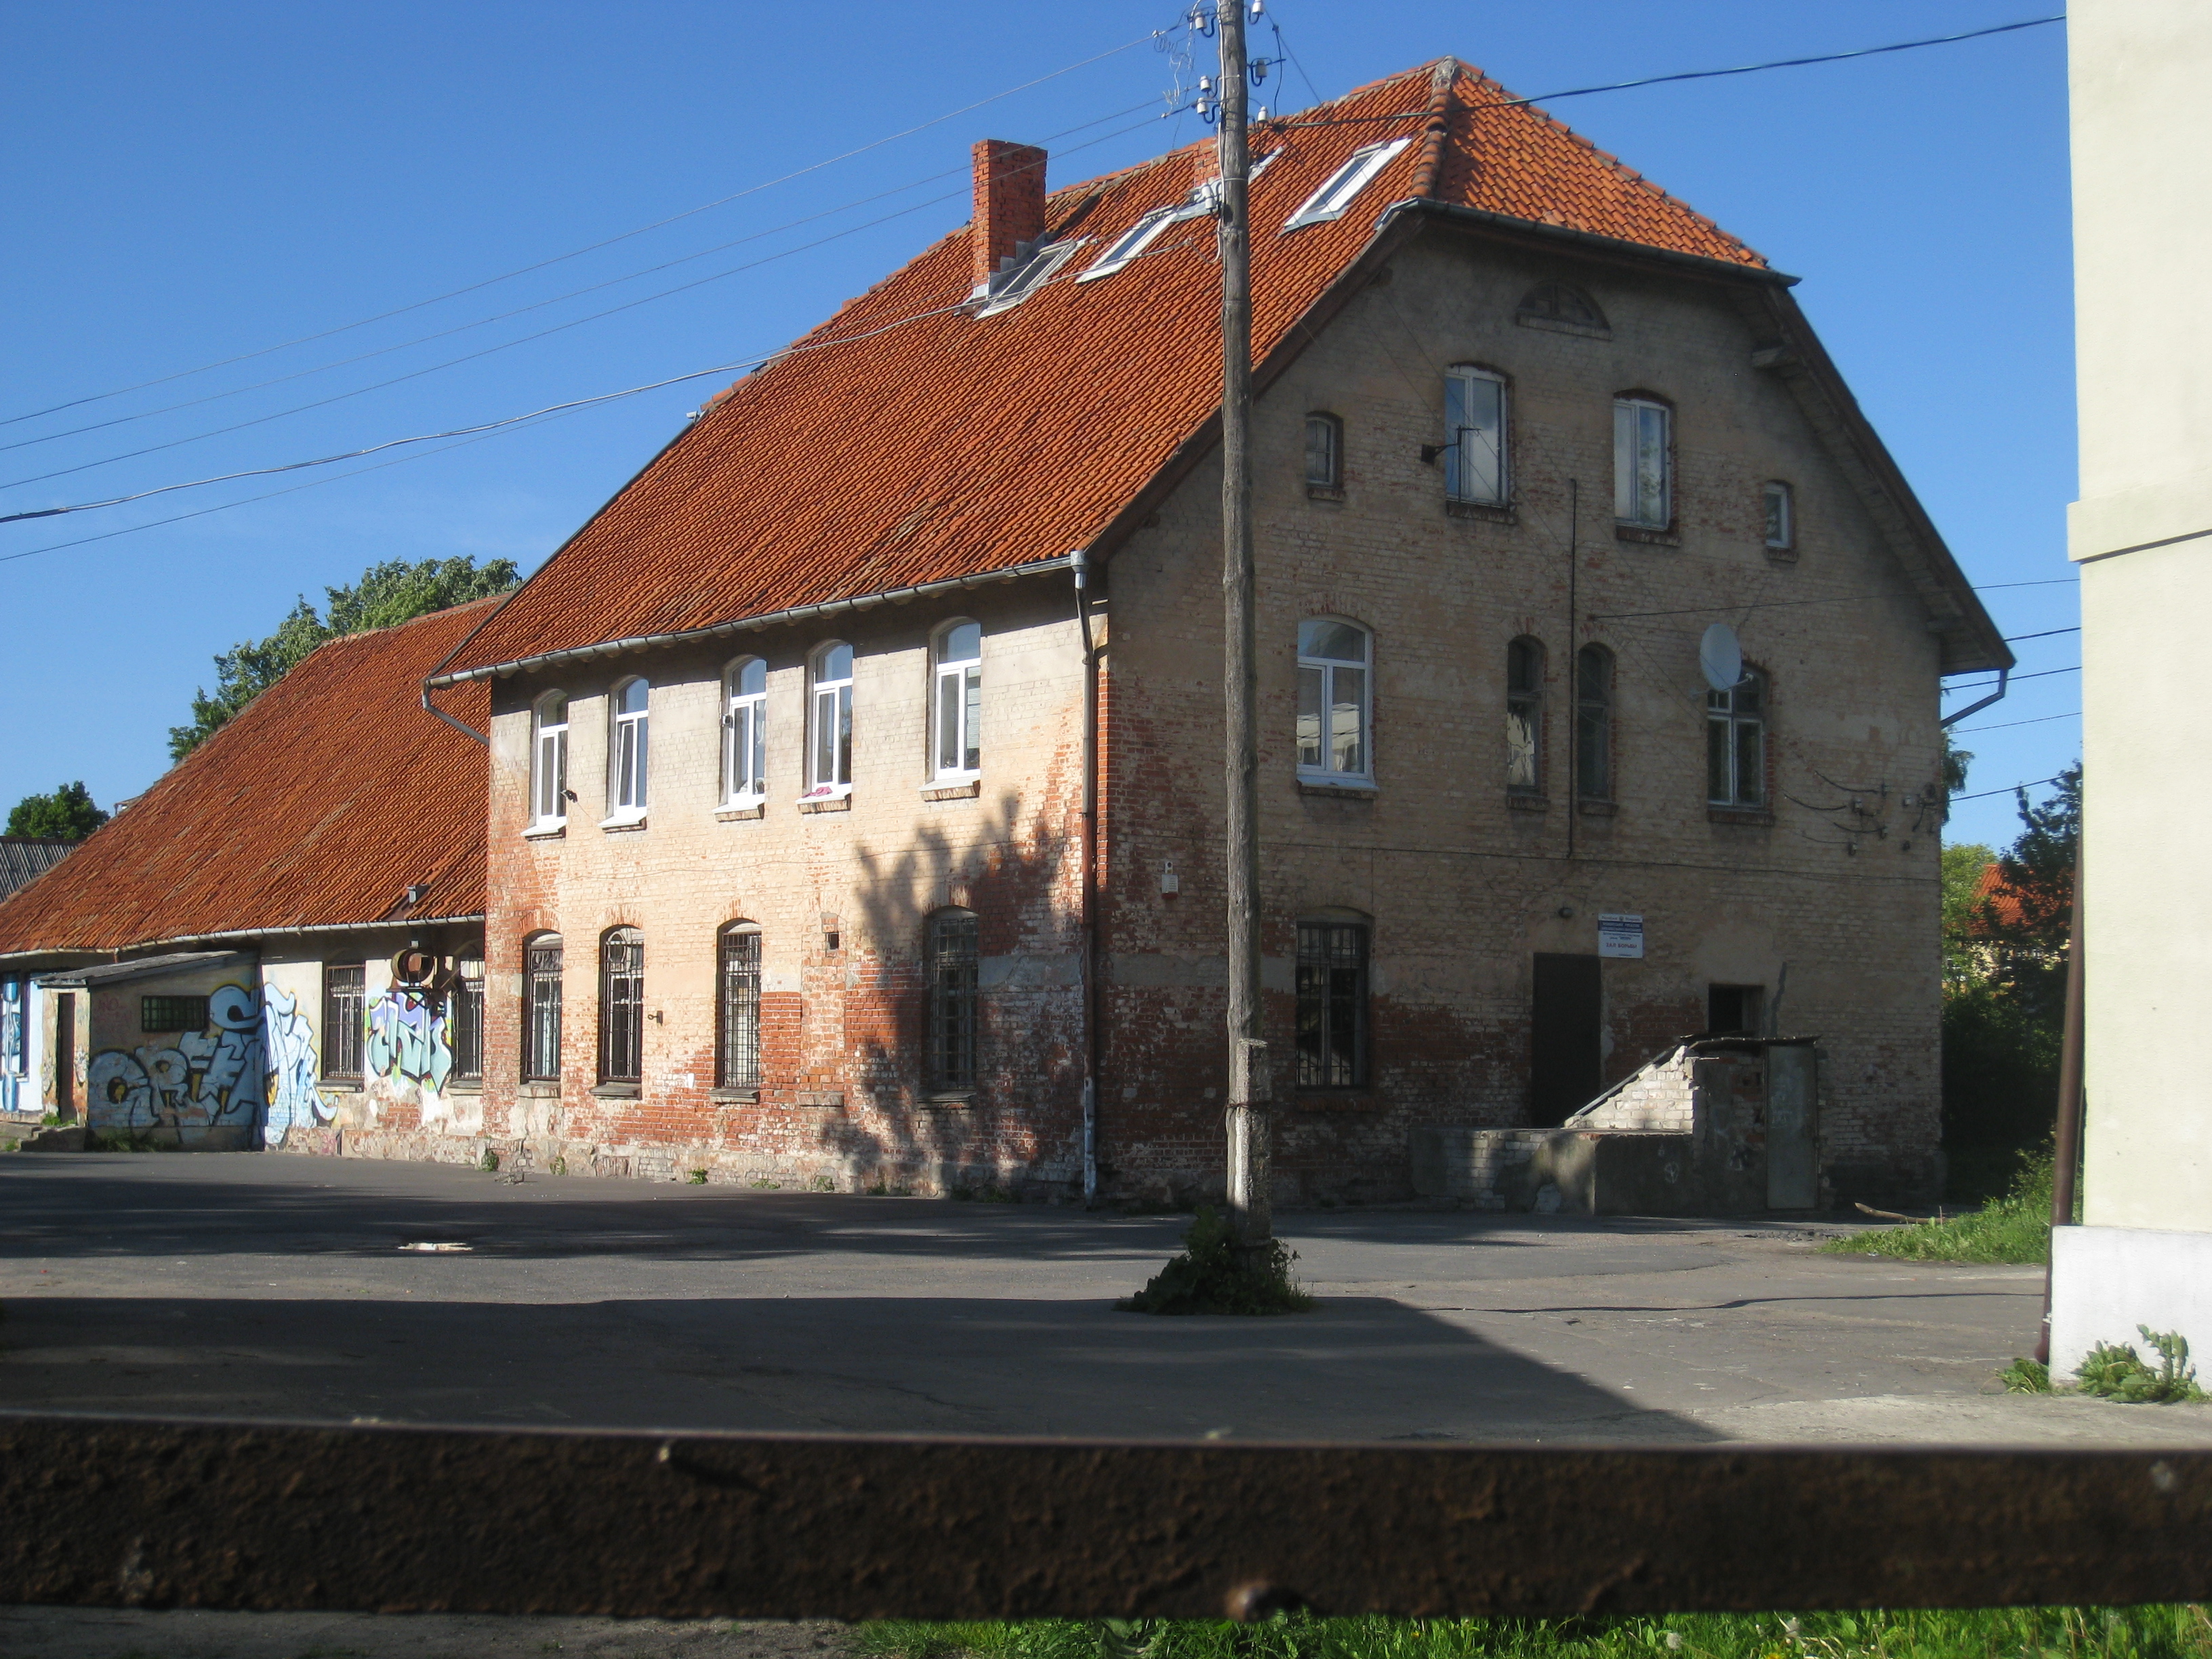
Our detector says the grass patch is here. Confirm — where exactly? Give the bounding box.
[1822,1145,2065,1265]
[857,1606,2212,1659]
[1120,1205,1313,1315]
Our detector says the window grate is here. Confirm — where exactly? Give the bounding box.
[323,965,365,1080]
[1296,922,1369,1088]
[141,995,209,1033]
[599,929,644,1084]
[451,978,485,1083]
[524,941,563,1082]
[718,928,762,1088]
[926,912,979,1091]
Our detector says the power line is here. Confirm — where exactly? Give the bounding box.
[0,27,1182,434]
[1950,709,2080,735]
[1952,773,2072,804]
[1944,663,2078,693]
[2005,626,2081,642]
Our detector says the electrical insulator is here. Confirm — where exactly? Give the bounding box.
[1250,57,1269,85]
[1250,0,1264,14]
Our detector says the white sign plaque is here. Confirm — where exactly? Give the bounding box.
[1597,912,1645,959]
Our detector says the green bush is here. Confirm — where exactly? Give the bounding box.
[2077,1329,2207,1404]
[1120,1205,1313,1316]
[1822,1143,2066,1265]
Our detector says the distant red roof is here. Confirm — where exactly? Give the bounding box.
[436,60,1771,681]
[0,600,493,957]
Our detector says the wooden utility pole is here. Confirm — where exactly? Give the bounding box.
[1216,0,1270,1251]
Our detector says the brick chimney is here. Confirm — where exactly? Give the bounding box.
[971,139,1046,291]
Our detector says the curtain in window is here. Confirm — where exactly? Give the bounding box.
[1614,399,1671,527]
[1506,638,1543,792]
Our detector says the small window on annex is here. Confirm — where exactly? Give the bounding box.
[717,924,762,1090]
[451,968,486,1084]
[607,678,650,818]
[926,909,980,1094]
[1296,918,1370,1088]
[531,693,569,827]
[724,658,767,804]
[1305,412,1343,491]
[1614,395,1673,529]
[808,643,855,796]
[1763,481,1795,552]
[323,964,365,1082]
[598,927,644,1085]
[1706,667,1767,808]
[1445,367,1507,505]
[1574,644,1614,802]
[933,622,983,779]
[1296,619,1371,784]
[523,935,563,1082]
[1506,637,1544,794]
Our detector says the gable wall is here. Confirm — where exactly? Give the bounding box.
[1096,226,1948,1206]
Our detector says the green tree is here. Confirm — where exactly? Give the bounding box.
[168,555,518,760]
[5,781,109,840]
[1939,839,1996,990]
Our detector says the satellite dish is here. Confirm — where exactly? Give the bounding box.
[1699,623,1744,691]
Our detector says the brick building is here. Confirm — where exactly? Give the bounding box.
[404,60,2007,1207]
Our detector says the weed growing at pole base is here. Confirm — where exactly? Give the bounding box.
[2076,1329,2207,1404]
[859,1605,2212,1659]
[1119,1205,1313,1315]
[1820,1145,2062,1265]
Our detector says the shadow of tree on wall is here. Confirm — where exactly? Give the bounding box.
[807,775,1087,1197]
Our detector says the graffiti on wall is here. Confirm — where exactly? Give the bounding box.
[262,983,327,1142]
[1,977,23,1114]
[367,985,451,1094]
[87,982,266,1132]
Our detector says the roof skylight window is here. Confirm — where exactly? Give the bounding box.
[1283,136,1412,231]
[1078,206,1182,283]
[975,238,1080,315]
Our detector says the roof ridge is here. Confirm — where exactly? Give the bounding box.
[1408,57,1461,198]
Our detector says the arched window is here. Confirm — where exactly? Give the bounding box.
[523,934,563,1082]
[1706,667,1767,808]
[1506,637,1544,794]
[1296,914,1370,1088]
[1305,411,1343,490]
[1445,366,1507,504]
[598,927,644,1084]
[1296,619,1372,783]
[1614,394,1673,529]
[724,658,767,804]
[1574,644,1614,802]
[607,678,650,817]
[1516,282,1609,335]
[808,643,854,795]
[933,622,982,779]
[531,693,569,828]
[717,923,762,1089]
[926,909,979,1092]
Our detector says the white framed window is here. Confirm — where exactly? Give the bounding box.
[1614,395,1673,529]
[933,621,982,779]
[977,239,1080,314]
[531,692,569,828]
[1706,667,1767,808]
[807,642,854,796]
[1296,618,1372,784]
[1445,367,1508,504]
[1078,208,1179,283]
[1763,480,1795,550]
[723,658,767,805]
[606,677,649,821]
[1284,136,1411,231]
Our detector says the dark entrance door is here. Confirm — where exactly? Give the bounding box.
[1530,952,1603,1126]
[54,991,77,1119]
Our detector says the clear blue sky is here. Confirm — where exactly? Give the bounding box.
[1,1,2074,852]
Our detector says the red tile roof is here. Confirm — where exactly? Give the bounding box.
[0,600,494,957]
[437,60,1770,679]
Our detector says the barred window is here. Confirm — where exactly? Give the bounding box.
[451,974,485,1083]
[323,964,365,1081]
[926,909,979,1092]
[599,927,644,1084]
[1706,667,1767,808]
[141,995,208,1033]
[1296,920,1369,1088]
[1575,644,1614,802]
[1506,636,1544,794]
[523,936,563,1082]
[718,924,762,1089]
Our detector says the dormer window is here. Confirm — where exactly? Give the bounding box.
[1284,137,1412,231]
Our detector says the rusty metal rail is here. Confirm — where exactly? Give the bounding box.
[3,1414,2208,1619]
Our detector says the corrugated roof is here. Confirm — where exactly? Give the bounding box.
[438,60,1771,679]
[0,838,75,901]
[0,600,493,958]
